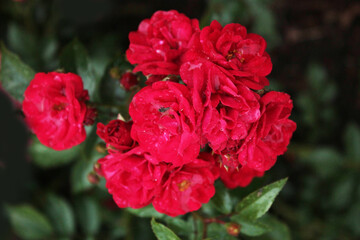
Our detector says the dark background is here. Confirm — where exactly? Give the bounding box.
[1,0,360,239]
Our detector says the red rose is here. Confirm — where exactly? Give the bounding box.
[202,84,261,155]
[22,72,89,150]
[219,164,264,189]
[98,147,167,209]
[183,20,272,90]
[129,81,200,166]
[238,91,297,171]
[152,157,217,217]
[96,120,135,154]
[119,72,138,91]
[126,10,199,79]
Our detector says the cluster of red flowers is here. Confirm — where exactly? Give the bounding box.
[98,10,296,216]
[22,10,296,217]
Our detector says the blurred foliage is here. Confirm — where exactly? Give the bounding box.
[1,0,360,239]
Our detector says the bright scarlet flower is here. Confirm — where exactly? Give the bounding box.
[22,72,89,150]
[237,91,297,171]
[219,164,264,189]
[183,20,272,90]
[129,81,200,166]
[98,147,167,209]
[97,120,135,154]
[126,10,199,79]
[152,156,217,217]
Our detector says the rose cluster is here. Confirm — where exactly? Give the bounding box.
[97,10,296,216]
[21,10,296,217]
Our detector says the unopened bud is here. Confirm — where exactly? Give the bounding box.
[87,172,100,184]
[226,223,241,237]
[96,143,107,154]
[109,67,121,79]
[119,72,138,91]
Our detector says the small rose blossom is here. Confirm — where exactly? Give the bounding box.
[98,147,167,209]
[183,20,272,90]
[152,157,217,217]
[22,72,89,150]
[96,120,135,153]
[238,91,297,171]
[126,10,199,80]
[129,81,200,166]
[119,72,138,90]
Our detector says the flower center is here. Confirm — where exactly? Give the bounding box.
[177,179,191,191]
[226,49,245,63]
[52,103,66,111]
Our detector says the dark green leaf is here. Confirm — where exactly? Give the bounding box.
[235,178,288,220]
[231,216,270,237]
[252,215,291,240]
[45,194,75,237]
[70,152,102,194]
[75,196,100,237]
[0,42,35,101]
[344,123,360,162]
[151,218,181,240]
[29,137,80,169]
[6,204,53,240]
[60,39,98,99]
[210,182,233,214]
[127,205,164,219]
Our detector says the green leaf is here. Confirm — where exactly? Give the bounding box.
[60,39,98,99]
[210,182,233,214]
[231,216,270,237]
[207,223,237,240]
[0,42,35,101]
[235,178,288,220]
[151,218,181,240]
[45,194,75,237]
[70,152,102,194]
[6,204,53,240]
[127,205,164,219]
[252,215,291,240]
[344,122,360,162]
[75,196,100,237]
[29,137,80,168]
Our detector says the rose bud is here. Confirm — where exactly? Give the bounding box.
[119,72,138,91]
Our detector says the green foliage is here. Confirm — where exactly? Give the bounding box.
[44,194,75,237]
[344,123,360,162]
[0,42,35,101]
[6,204,53,240]
[233,216,270,237]
[210,182,233,214]
[29,137,80,168]
[234,178,288,220]
[127,205,165,219]
[75,196,101,238]
[60,39,99,100]
[151,218,181,240]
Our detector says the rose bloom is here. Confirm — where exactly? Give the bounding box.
[126,10,199,79]
[129,81,200,166]
[152,153,218,217]
[183,20,272,90]
[237,91,297,171]
[22,72,89,150]
[180,61,261,167]
[98,147,167,209]
[97,120,135,154]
